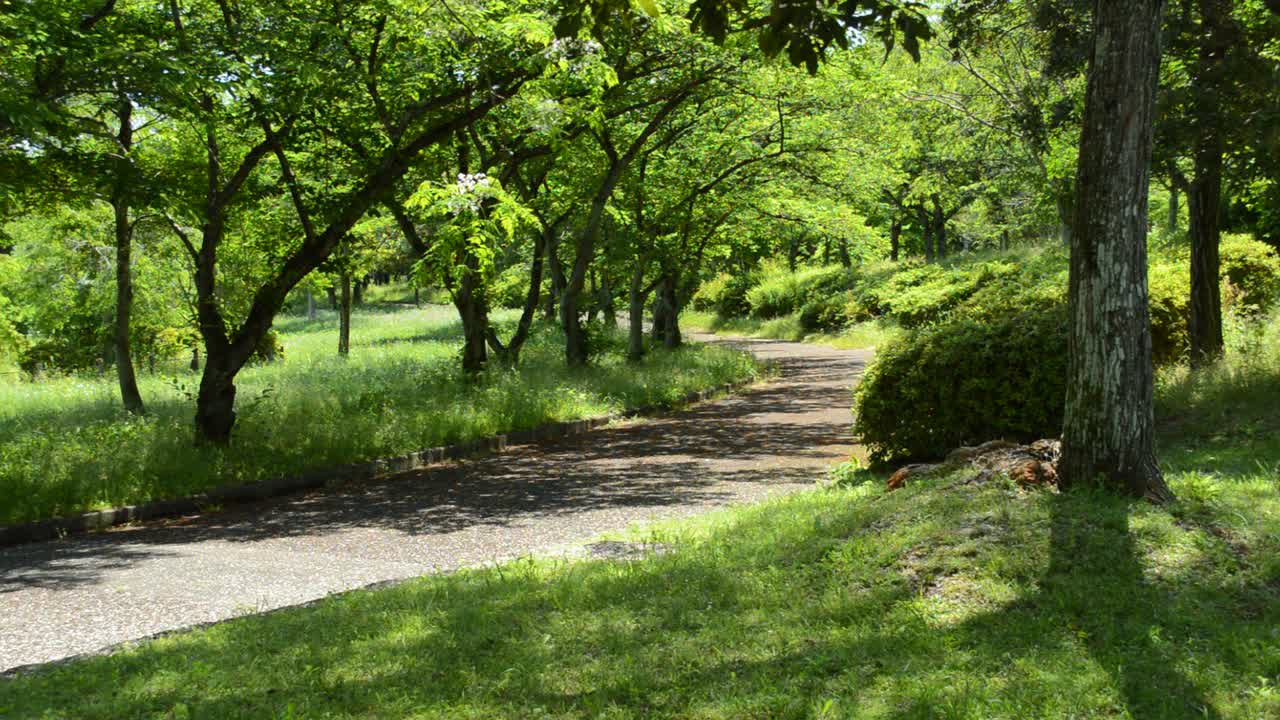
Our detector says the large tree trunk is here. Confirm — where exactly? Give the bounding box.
[1056,194,1073,246]
[627,266,647,362]
[338,272,352,356]
[1060,0,1172,502]
[306,288,317,321]
[931,194,948,260]
[651,290,668,344]
[889,218,902,262]
[659,273,681,350]
[1188,138,1224,366]
[600,273,617,328]
[454,254,488,373]
[194,351,237,446]
[1187,0,1233,367]
[918,206,934,263]
[111,94,144,415]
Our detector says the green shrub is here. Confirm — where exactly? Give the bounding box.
[1147,259,1190,367]
[799,294,854,333]
[1220,233,1280,315]
[691,273,729,312]
[489,265,532,310]
[747,264,849,319]
[852,307,1069,464]
[690,271,757,319]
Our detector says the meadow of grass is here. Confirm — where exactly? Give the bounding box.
[0,304,759,526]
[3,322,1277,719]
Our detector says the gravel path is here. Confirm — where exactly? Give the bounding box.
[0,336,870,673]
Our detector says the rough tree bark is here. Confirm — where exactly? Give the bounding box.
[1060,0,1173,502]
[111,92,144,414]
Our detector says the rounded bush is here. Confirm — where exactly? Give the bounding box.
[691,274,729,312]
[799,294,853,333]
[746,264,850,319]
[718,274,755,318]
[852,307,1068,464]
[1220,233,1280,315]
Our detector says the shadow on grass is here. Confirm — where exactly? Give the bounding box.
[5,475,1275,718]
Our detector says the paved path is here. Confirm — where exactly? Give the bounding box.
[0,336,870,673]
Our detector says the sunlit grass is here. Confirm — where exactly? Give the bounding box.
[683,310,900,349]
[3,412,1275,718]
[0,305,759,525]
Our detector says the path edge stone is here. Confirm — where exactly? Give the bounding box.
[0,380,752,548]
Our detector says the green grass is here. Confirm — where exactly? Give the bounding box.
[5,312,1278,719]
[0,305,759,525]
[359,281,447,305]
[683,310,902,350]
[3,427,1276,717]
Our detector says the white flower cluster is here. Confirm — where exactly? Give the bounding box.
[444,172,493,216]
[544,37,602,61]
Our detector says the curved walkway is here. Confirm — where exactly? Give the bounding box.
[0,336,871,673]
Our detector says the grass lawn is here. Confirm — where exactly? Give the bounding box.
[0,304,759,526]
[3,320,1277,719]
[683,310,904,350]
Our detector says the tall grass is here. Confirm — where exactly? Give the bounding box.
[0,305,759,525]
[1156,307,1280,465]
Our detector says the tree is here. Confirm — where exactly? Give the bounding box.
[1058,0,1174,502]
[1158,0,1280,365]
[154,0,544,444]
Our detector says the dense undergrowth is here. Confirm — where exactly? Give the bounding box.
[4,340,1276,719]
[0,304,759,526]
